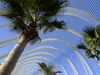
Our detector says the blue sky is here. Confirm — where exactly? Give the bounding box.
[0,0,100,75]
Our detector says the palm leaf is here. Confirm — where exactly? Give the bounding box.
[85,50,95,58]
[38,19,67,34]
[83,26,96,38]
[38,62,62,75]
[53,71,62,73]
[76,43,88,50]
[1,0,28,31]
[96,25,100,36]
[38,62,47,71]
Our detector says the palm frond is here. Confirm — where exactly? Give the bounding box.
[96,25,100,36]
[38,62,47,71]
[38,62,62,75]
[85,50,95,58]
[76,43,88,50]
[38,19,66,34]
[83,26,96,38]
[32,0,68,21]
[53,71,62,73]
[1,0,28,31]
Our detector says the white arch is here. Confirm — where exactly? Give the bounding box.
[16,52,68,75]
[17,65,44,75]
[13,56,60,75]
[61,7,100,21]
[0,23,12,28]
[20,67,40,75]
[0,38,93,74]
[0,36,20,45]
[29,39,93,75]
[58,13,95,27]
[12,57,53,75]
[0,7,99,21]
[19,46,78,75]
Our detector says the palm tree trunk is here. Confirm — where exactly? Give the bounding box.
[0,36,29,75]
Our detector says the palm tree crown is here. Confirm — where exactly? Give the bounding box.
[0,0,68,75]
[76,25,100,60]
[1,0,68,42]
[38,62,62,75]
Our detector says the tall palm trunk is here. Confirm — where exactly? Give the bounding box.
[0,22,37,75]
[0,36,29,75]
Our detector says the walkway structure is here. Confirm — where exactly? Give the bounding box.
[0,0,100,75]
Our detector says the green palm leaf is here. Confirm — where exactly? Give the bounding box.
[76,43,88,50]
[83,27,96,38]
[77,25,100,60]
[38,62,62,75]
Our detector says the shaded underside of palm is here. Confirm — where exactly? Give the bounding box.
[0,0,68,42]
[77,26,100,60]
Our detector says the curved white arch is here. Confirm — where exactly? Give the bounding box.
[0,36,20,45]
[58,13,95,27]
[22,67,40,75]
[0,10,95,42]
[17,65,44,75]
[21,68,39,75]
[16,52,68,75]
[0,7,99,21]
[0,12,95,31]
[0,27,83,50]
[18,65,44,75]
[19,46,78,75]
[29,39,93,75]
[11,59,51,75]
[0,38,93,74]
[0,27,82,46]
[0,8,10,15]
[67,28,84,36]
[0,23,12,28]
[13,57,53,74]
[0,6,97,75]
[0,40,19,48]
[61,7,100,21]
[13,56,60,75]
[15,65,42,75]
[20,46,87,75]
[12,62,41,75]
[13,57,60,75]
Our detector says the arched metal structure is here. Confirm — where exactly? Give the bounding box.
[0,1,99,75]
[17,65,44,75]
[0,38,94,75]
[18,52,68,75]
[12,58,53,75]
[19,46,79,75]
[12,56,59,75]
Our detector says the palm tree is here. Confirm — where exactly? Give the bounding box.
[38,62,62,75]
[76,25,100,60]
[0,0,68,75]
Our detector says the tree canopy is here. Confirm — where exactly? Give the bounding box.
[77,25,100,60]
